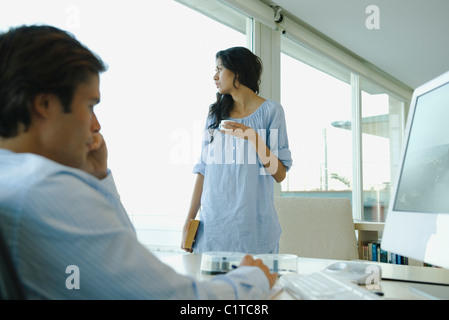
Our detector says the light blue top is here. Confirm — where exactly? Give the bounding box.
[193,100,292,254]
[0,149,270,299]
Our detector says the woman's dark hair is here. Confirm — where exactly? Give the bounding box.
[208,47,262,131]
[0,25,107,138]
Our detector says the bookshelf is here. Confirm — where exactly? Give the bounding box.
[354,221,384,260]
[354,221,428,266]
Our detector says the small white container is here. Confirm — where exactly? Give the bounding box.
[200,252,245,274]
[219,120,234,131]
[253,254,298,274]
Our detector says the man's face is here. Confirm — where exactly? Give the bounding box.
[43,73,101,169]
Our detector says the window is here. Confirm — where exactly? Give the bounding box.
[280,37,408,222]
[2,0,412,250]
[360,79,405,221]
[1,0,248,252]
[98,2,249,251]
[280,38,352,199]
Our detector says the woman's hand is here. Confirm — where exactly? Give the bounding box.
[181,219,194,253]
[220,121,286,182]
[220,121,257,142]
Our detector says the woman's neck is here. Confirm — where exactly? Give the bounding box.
[230,87,265,118]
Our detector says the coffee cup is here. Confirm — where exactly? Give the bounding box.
[219,120,234,132]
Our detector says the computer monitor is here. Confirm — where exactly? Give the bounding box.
[382,70,449,270]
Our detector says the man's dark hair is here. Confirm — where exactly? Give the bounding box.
[0,25,107,138]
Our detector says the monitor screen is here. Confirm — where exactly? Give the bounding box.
[382,71,449,270]
[394,81,449,214]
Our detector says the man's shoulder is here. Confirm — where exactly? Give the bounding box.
[0,150,117,222]
[0,150,96,189]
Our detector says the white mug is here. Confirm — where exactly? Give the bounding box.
[219,120,234,132]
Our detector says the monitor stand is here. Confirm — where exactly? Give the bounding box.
[409,283,449,300]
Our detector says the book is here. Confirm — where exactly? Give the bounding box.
[184,220,200,249]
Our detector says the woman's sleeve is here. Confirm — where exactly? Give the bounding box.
[268,103,293,171]
[192,116,212,176]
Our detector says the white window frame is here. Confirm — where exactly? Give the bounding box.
[180,0,413,220]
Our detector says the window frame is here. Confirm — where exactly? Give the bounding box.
[188,0,413,221]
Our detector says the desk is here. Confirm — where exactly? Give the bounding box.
[158,253,449,300]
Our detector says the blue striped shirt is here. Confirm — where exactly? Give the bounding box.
[0,149,269,299]
[193,100,292,254]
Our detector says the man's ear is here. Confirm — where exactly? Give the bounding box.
[32,93,58,118]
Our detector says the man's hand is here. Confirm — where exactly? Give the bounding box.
[239,254,278,289]
[82,133,108,179]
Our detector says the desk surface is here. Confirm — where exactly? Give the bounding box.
[159,253,449,300]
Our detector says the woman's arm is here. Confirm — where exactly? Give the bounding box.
[250,132,286,183]
[220,122,287,183]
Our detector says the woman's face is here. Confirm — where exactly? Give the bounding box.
[213,58,238,95]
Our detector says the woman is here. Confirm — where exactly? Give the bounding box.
[182,47,292,254]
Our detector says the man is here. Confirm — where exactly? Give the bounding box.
[0,25,277,299]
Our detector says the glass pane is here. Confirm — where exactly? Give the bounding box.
[361,79,405,222]
[0,0,248,251]
[280,40,352,201]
